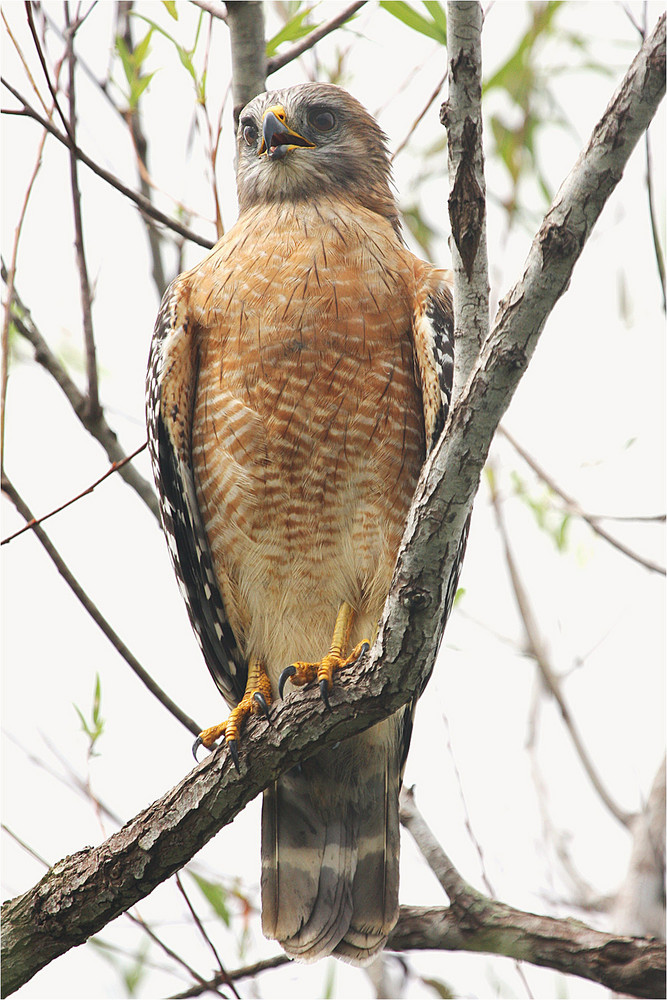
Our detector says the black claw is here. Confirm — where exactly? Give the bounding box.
[228,739,240,772]
[279,664,297,699]
[319,678,332,711]
[253,691,271,721]
[192,736,204,761]
[356,641,371,662]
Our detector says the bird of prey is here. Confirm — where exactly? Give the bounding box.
[147,82,463,964]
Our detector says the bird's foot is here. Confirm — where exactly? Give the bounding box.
[193,659,271,770]
[279,640,370,708]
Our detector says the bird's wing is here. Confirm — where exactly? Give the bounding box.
[146,279,247,707]
[411,269,455,456]
[398,268,469,770]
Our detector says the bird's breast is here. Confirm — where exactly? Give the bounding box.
[188,203,425,670]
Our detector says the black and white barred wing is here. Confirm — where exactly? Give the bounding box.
[409,268,470,702]
[146,281,247,707]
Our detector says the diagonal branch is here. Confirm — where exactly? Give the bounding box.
[488,470,634,827]
[1,476,199,739]
[265,1,367,76]
[2,10,664,997]
[1,78,215,250]
[2,265,159,518]
[500,426,666,576]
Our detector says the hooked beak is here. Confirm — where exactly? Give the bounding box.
[259,105,315,161]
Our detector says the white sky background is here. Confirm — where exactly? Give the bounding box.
[1,2,665,999]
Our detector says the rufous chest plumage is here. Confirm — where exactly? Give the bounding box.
[186,198,425,667]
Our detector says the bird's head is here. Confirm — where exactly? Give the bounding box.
[235,82,399,231]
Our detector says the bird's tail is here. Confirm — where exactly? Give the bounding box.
[260,718,401,965]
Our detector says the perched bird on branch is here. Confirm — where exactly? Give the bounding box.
[147,82,464,964]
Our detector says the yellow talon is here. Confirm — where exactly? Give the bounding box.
[279,602,370,704]
[193,657,271,768]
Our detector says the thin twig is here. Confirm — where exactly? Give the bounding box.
[24,1,73,141]
[1,474,200,738]
[191,0,228,20]
[116,3,168,296]
[2,265,159,518]
[174,874,241,1000]
[266,1,366,75]
[0,106,48,474]
[169,955,291,998]
[644,125,666,311]
[64,2,101,419]
[1,443,148,545]
[392,69,448,161]
[488,469,634,829]
[1,78,215,249]
[499,426,666,576]
[127,909,230,999]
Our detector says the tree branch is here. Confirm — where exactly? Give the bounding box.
[1,78,215,250]
[388,906,664,999]
[488,471,634,828]
[265,2,367,76]
[1,476,199,741]
[2,10,664,996]
[63,2,101,421]
[499,426,666,576]
[225,1,266,125]
[444,1,490,399]
[2,265,159,518]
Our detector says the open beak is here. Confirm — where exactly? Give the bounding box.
[259,105,315,161]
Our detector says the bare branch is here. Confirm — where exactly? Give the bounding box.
[499,426,666,576]
[445,1,490,398]
[392,68,447,161]
[266,2,367,76]
[63,2,101,420]
[1,443,148,546]
[388,906,664,999]
[1,78,215,250]
[191,0,227,20]
[488,469,634,828]
[1,475,199,739]
[116,2,168,296]
[644,126,666,311]
[2,266,159,518]
[226,1,266,124]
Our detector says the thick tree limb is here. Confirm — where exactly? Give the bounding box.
[389,907,664,999]
[226,1,266,125]
[2,11,664,997]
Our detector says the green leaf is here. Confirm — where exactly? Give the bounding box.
[190,873,231,926]
[265,7,319,58]
[379,1,446,44]
[73,674,105,755]
[162,0,178,18]
[421,976,456,999]
[421,0,446,37]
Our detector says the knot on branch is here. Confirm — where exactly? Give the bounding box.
[540,222,579,269]
[448,118,484,280]
[399,586,432,611]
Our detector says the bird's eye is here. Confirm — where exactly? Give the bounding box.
[242,120,258,146]
[307,108,335,132]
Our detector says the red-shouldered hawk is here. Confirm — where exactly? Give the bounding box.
[147,82,465,965]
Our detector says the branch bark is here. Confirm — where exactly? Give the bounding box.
[225,1,266,125]
[444,1,490,399]
[2,9,664,997]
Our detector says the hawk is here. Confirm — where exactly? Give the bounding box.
[147,82,464,964]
